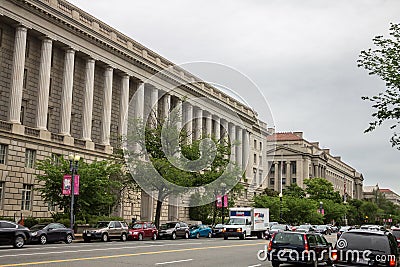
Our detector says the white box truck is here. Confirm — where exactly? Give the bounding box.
[223,207,269,240]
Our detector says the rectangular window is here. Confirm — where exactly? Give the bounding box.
[292,178,297,184]
[25,149,36,168]
[0,144,7,164]
[51,153,61,165]
[270,178,275,185]
[270,163,275,174]
[254,140,257,149]
[259,171,263,185]
[21,184,33,210]
[49,78,52,96]
[20,105,25,125]
[0,182,4,208]
[291,161,297,174]
[254,154,257,164]
[282,163,286,175]
[282,178,286,185]
[0,28,3,47]
[260,142,262,150]
[25,40,30,58]
[23,69,27,88]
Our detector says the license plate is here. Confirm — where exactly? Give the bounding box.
[86,233,91,236]
[283,249,292,253]
[355,259,369,264]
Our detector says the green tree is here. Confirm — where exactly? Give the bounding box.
[358,22,400,149]
[283,183,306,198]
[36,156,126,221]
[304,178,342,203]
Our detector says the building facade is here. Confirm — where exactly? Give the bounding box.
[266,132,364,200]
[0,0,271,222]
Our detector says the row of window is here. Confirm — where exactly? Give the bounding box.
[0,144,36,168]
[253,139,263,150]
[269,161,297,175]
[269,177,297,185]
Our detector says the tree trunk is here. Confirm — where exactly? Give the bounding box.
[154,197,164,229]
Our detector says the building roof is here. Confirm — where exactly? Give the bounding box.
[267,132,303,141]
[363,185,379,193]
[379,189,400,196]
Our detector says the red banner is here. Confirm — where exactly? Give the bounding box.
[216,195,228,208]
[62,174,80,195]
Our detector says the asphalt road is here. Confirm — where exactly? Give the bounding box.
[0,235,337,267]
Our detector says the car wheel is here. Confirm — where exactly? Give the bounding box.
[272,261,280,267]
[121,233,127,242]
[152,233,157,240]
[171,232,176,240]
[65,234,73,244]
[207,232,212,238]
[102,233,109,242]
[196,233,200,239]
[185,232,189,239]
[40,235,47,245]
[13,236,25,248]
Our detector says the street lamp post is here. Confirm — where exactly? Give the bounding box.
[279,192,283,223]
[69,154,80,231]
[319,201,323,214]
[221,182,226,224]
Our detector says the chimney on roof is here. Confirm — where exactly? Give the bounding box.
[293,132,303,139]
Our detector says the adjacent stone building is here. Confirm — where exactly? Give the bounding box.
[266,132,364,200]
[0,0,271,222]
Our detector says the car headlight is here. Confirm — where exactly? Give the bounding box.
[133,232,138,235]
[31,232,37,237]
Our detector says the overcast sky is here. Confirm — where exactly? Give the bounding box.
[68,0,400,194]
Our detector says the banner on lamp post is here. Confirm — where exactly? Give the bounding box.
[216,195,228,208]
[62,175,80,195]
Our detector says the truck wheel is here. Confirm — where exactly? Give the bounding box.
[240,232,246,240]
[258,232,264,239]
[223,235,228,240]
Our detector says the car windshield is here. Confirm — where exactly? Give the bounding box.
[131,224,143,229]
[340,232,391,252]
[190,225,199,230]
[96,222,110,228]
[317,225,326,229]
[214,224,223,228]
[392,230,400,239]
[30,224,46,231]
[271,225,286,230]
[274,232,304,245]
[227,218,246,225]
[298,225,309,229]
[340,226,352,231]
[160,223,176,230]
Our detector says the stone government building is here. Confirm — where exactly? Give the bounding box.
[0,0,364,223]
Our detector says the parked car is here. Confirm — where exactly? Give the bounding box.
[392,228,400,248]
[0,220,31,248]
[212,224,225,238]
[336,226,353,239]
[158,222,189,240]
[360,224,385,231]
[30,223,74,245]
[267,231,333,267]
[295,224,316,233]
[333,229,399,266]
[128,222,158,241]
[189,224,212,239]
[265,224,291,239]
[316,225,332,235]
[82,221,128,242]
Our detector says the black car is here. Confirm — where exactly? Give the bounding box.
[266,224,291,239]
[30,223,74,245]
[392,228,400,248]
[316,225,332,235]
[158,222,189,240]
[0,220,31,248]
[212,224,225,238]
[267,231,333,267]
[336,226,353,239]
[333,229,399,266]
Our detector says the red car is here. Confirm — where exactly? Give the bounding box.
[128,222,158,241]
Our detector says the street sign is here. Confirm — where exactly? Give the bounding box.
[62,174,80,195]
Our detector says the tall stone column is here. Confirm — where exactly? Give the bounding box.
[194,108,202,140]
[236,127,243,171]
[214,116,221,141]
[274,161,279,192]
[163,94,170,119]
[81,58,95,141]
[184,103,193,142]
[101,66,113,145]
[286,161,291,186]
[119,74,130,137]
[36,37,53,130]
[59,48,75,136]
[243,130,250,171]
[221,119,228,140]
[205,112,212,137]
[135,82,145,121]
[149,87,158,127]
[8,25,27,124]
[175,98,182,131]
[229,123,236,163]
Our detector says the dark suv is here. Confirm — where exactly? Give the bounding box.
[82,221,128,242]
[158,222,189,240]
[333,229,399,266]
[267,231,332,267]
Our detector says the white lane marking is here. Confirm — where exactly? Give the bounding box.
[248,264,261,267]
[0,242,204,258]
[155,259,193,265]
